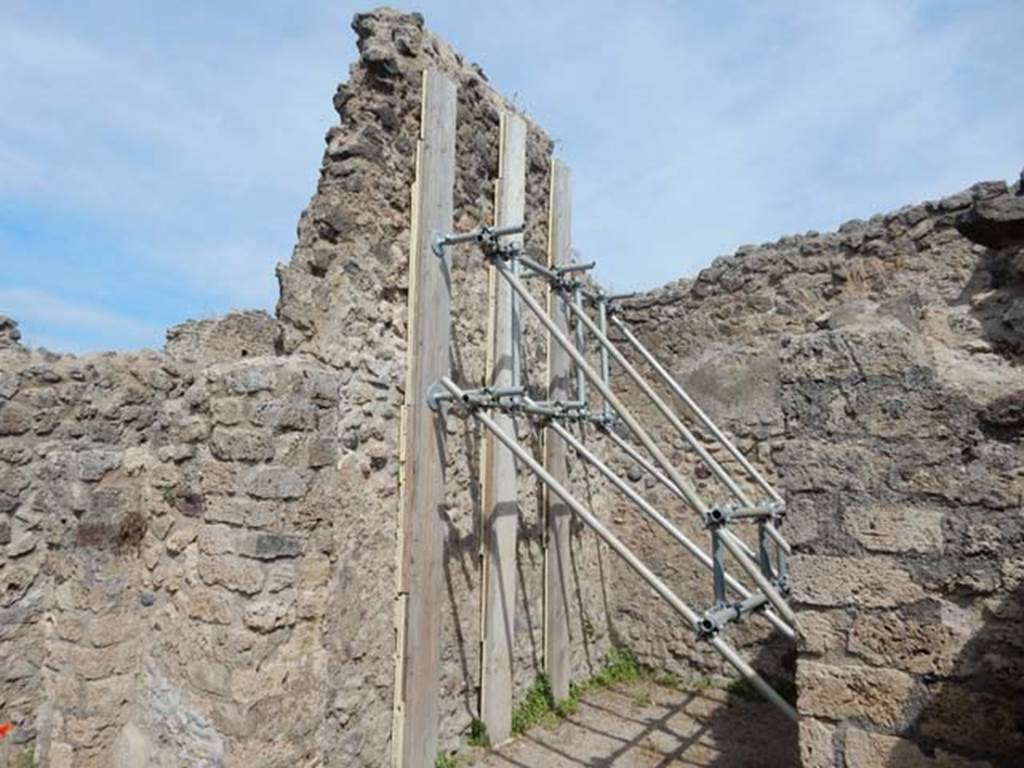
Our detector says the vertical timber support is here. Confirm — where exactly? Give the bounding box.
[544,159,573,702]
[392,69,457,768]
[479,112,526,745]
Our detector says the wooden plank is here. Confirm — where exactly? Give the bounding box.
[544,158,573,702]
[392,69,457,768]
[480,112,527,745]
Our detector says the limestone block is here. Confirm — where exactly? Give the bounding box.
[210,396,246,426]
[180,589,237,626]
[846,505,944,553]
[198,554,264,595]
[0,402,32,435]
[848,612,968,676]
[791,555,925,608]
[799,718,837,768]
[799,610,850,656]
[210,426,274,462]
[242,466,310,500]
[798,661,914,728]
[845,728,993,767]
[918,685,1024,756]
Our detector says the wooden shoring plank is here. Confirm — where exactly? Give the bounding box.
[480,112,527,745]
[392,69,457,768]
[544,158,573,702]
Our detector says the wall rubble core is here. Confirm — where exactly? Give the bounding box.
[1,6,1022,768]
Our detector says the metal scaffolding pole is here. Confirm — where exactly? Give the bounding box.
[546,419,795,640]
[491,258,796,627]
[609,314,784,506]
[561,289,756,510]
[439,377,798,723]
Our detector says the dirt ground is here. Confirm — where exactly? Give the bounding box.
[466,679,798,768]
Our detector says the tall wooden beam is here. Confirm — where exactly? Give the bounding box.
[480,112,527,745]
[544,159,573,702]
[392,69,457,768]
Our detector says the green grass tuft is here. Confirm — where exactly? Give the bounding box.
[511,674,558,734]
[435,751,458,768]
[467,717,489,748]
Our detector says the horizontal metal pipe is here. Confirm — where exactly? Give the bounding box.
[440,223,525,246]
[705,593,769,628]
[441,377,798,722]
[557,261,596,275]
[516,253,560,282]
[611,315,785,506]
[561,292,756,510]
[492,258,710,518]
[547,420,795,641]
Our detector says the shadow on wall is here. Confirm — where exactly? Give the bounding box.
[706,642,799,768]
[891,580,1024,767]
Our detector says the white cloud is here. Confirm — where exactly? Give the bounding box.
[0,0,1021,352]
[0,288,164,353]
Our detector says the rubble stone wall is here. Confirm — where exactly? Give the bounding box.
[0,9,616,767]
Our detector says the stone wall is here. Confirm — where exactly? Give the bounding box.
[784,191,1024,767]
[0,8,620,767]
[605,177,1016,687]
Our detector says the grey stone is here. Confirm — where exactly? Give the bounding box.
[243,466,309,499]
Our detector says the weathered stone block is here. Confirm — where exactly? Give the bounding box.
[219,363,276,394]
[844,728,990,767]
[918,685,1024,756]
[798,661,915,728]
[210,427,274,463]
[847,612,967,676]
[846,505,944,553]
[198,554,264,595]
[799,610,849,656]
[210,396,247,426]
[799,718,837,768]
[78,450,122,482]
[243,598,294,633]
[791,555,925,608]
[242,532,303,560]
[242,466,309,500]
[0,402,32,435]
[251,398,318,432]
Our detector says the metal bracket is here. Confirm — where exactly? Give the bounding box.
[426,381,451,412]
[432,223,525,258]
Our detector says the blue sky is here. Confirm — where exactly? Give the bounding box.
[1,1,1021,353]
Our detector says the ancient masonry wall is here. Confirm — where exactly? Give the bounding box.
[0,10,617,767]
[613,183,1024,765]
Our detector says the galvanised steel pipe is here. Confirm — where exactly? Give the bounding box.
[562,292,757,511]
[717,527,796,626]
[491,258,709,517]
[709,635,798,722]
[493,259,796,627]
[610,314,785,506]
[598,298,612,420]
[440,377,798,723]
[547,419,795,641]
